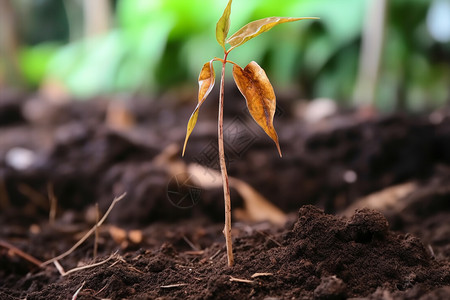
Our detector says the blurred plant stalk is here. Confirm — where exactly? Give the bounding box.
[0,0,22,87]
[82,0,112,37]
[353,0,387,108]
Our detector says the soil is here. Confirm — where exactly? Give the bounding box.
[1,89,450,299]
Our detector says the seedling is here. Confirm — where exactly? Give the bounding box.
[182,0,318,267]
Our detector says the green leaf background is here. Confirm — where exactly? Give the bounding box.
[4,0,449,110]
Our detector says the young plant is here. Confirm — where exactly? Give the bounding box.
[182,0,318,267]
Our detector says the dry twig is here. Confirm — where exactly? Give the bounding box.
[94,283,109,296]
[60,251,118,277]
[53,260,66,275]
[160,283,188,289]
[209,248,222,260]
[0,239,43,267]
[229,276,254,284]
[71,281,85,300]
[184,250,204,255]
[41,192,126,266]
[182,234,198,251]
[251,272,273,278]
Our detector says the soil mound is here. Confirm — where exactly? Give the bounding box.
[7,206,448,299]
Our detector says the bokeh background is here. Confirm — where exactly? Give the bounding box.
[0,0,449,111]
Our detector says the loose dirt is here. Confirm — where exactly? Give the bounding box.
[1,91,449,299]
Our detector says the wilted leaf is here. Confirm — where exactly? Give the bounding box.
[186,163,287,225]
[216,0,233,49]
[232,61,281,156]
[227,17,318,50]
[342,182,417,218]
[182,60,215,156]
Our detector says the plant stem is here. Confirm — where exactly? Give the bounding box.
[218,51,234,267]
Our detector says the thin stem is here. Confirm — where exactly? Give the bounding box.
[218,51,234,267]
[0,239,43,267]
[213,57,239,67]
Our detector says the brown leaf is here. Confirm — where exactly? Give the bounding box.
[342,182,417,217]
[182,60,215,156]
[226,17,318,51]
[232,61,281,156]
[186,163,287,225]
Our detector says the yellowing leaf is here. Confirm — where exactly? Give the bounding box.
[227,17,318,50]
[216,0,232,50]
[232,61,281,156]
[182,60,215,156]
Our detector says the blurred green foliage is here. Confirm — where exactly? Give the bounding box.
[3,0,450,109]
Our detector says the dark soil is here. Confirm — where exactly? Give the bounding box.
[4,206,450,300]
[1,89,450,299]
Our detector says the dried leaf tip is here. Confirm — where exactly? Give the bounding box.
[276,142,282,157]
[216,0,233,49]
[182,61,216,156]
